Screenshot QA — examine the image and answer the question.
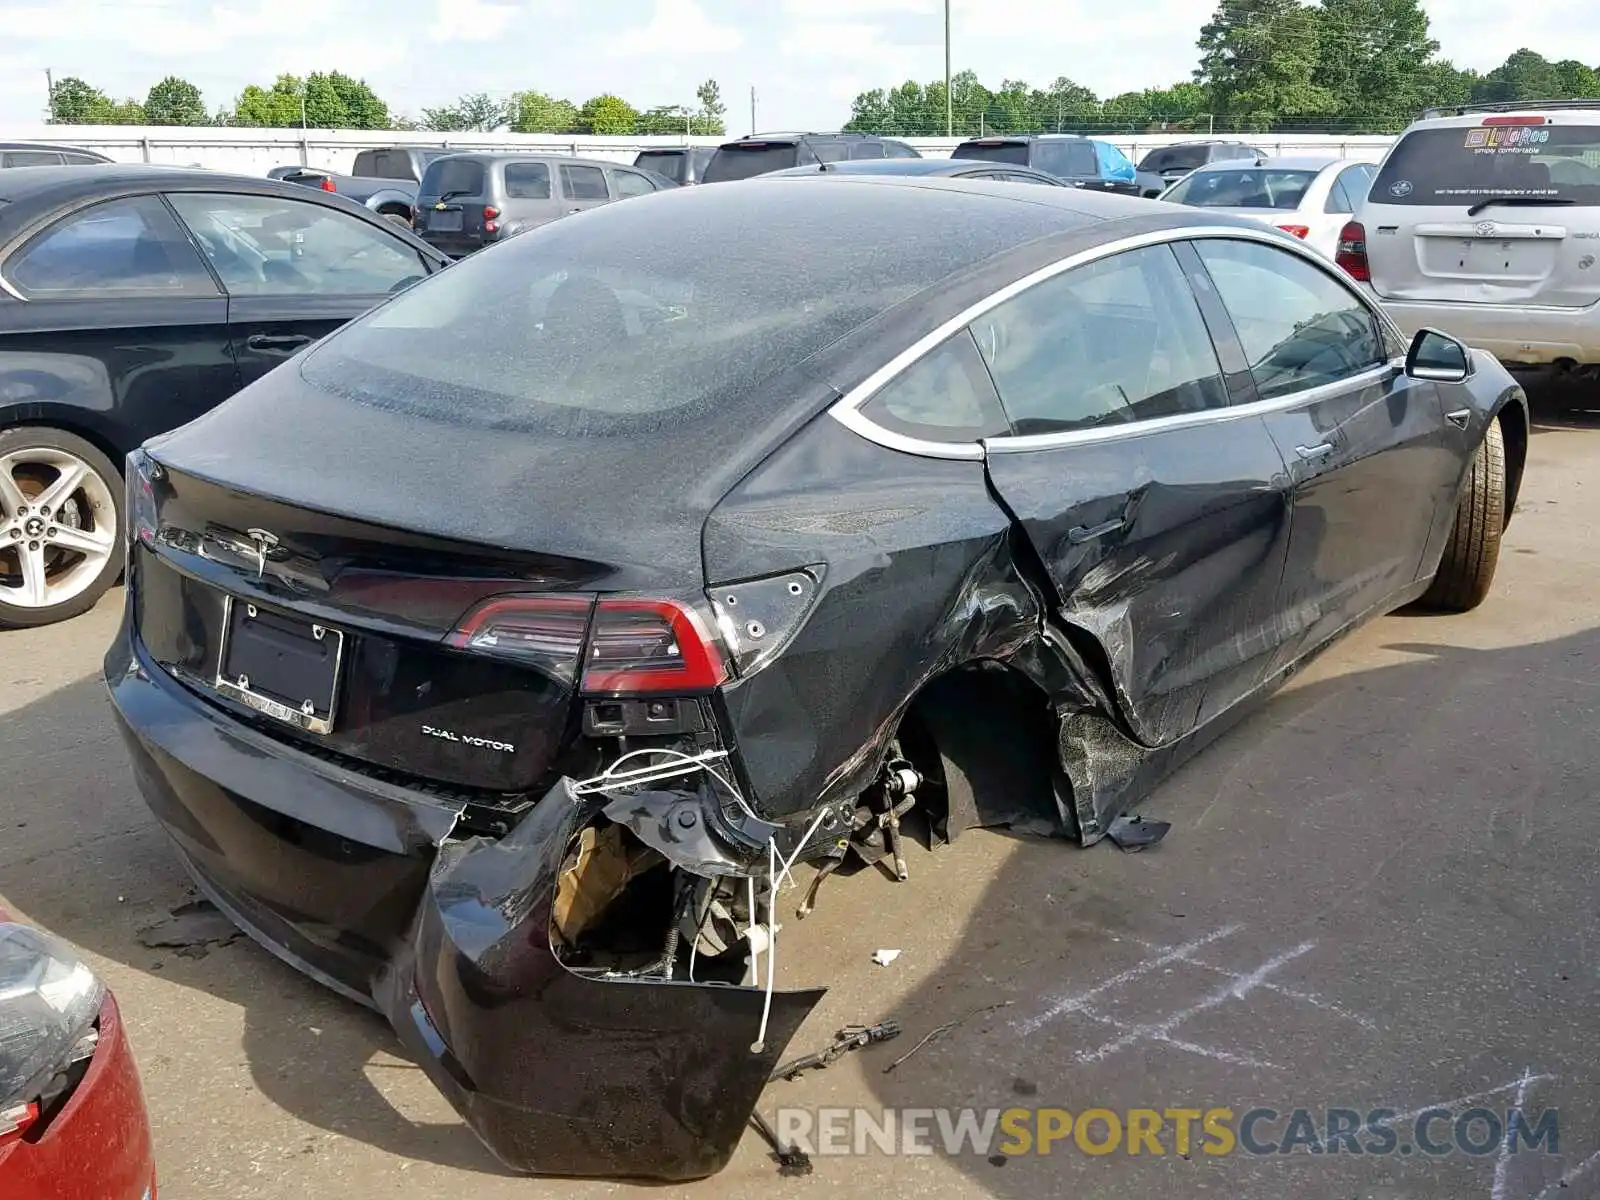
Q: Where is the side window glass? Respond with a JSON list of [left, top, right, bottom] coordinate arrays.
[[858, 329, 1011, 442], [612, 169, 656, 198], [1339, 165, 1373, 208], [973, 244, 1228, 436], [3, 151, 63, 167], [560, 164, 609, 201], [850, 141, 887, 160], [8, 195, 218, 298], [1194, 238, 1386, 401], [166, 193, 429, 297], [504, 162, 551, 199], [1324, 175, 1354, 213]]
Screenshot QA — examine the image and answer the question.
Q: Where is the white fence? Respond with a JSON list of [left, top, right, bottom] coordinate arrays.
[[4, 124, 1401, 175]]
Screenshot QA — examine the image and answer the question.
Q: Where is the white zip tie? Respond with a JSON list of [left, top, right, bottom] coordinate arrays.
[[751, 837, 779, 1054], [571, 746, 764, 825]]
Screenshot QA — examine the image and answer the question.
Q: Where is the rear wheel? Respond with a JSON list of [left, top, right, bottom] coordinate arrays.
[[381, 210, 412, 228], [1419, 417, 1505, 612], [0, 427, 124, 629]]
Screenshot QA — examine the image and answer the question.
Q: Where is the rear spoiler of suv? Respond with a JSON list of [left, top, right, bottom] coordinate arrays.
[[1420, 99, 1600, 119]]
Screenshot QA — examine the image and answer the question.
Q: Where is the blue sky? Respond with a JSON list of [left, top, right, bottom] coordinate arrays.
[[0, 0, 1591, 128]]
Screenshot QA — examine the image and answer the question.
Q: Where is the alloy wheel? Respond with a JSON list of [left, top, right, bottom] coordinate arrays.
[[0, 447, 119, 610]]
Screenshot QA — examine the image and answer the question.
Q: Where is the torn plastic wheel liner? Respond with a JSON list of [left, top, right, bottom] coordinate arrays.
[[374, 778, 826, 1182]]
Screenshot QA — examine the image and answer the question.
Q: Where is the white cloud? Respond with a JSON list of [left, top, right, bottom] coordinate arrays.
[[609, 0, 741, 57], [427, 0, 522, 42]]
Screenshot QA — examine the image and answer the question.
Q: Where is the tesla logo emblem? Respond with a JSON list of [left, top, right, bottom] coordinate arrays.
[[1475, 220, 1498, 237], [245, 528, 280, 579]]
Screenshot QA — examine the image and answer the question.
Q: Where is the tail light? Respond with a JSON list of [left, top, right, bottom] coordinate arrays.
[[483, 205, 500, 234], [1276, 224, 1310, 239], [1336, 220, 1370, 282], [125, 448, 159, 550], [319, 176, 336, 192], [0, 923, 105, 1148], [582, 599, 726, 693], [447, 595, 594, 685], [448, 595, 727, 693]]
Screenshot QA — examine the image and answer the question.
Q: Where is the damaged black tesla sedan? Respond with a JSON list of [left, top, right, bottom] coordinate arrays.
[[104, 176, 1528, 1179]]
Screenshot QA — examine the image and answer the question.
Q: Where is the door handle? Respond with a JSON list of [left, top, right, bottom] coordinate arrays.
[[1068, 518, 1127, 544], [1295, 442, 1335, 460], [245, 334, 313, 352]]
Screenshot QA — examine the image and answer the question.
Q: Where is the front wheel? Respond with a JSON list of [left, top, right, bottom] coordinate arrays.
[[1419, 417, 1505, 613], [0, 427, 124, 630]]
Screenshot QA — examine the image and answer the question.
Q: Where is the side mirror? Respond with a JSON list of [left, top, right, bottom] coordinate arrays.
[[1405, 328, 1472, 383]]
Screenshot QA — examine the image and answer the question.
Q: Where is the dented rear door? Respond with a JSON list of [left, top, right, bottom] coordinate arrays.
[[975, 242, 1292, 747]]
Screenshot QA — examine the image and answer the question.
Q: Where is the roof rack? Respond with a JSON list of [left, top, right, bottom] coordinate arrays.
[[1420, 98, 1600, 119]]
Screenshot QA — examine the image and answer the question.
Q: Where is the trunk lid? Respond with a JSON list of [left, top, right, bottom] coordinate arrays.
[[1366, 119, 1600, 307], [1366, 210, 1590, 305], [136, 365, 720, 796]]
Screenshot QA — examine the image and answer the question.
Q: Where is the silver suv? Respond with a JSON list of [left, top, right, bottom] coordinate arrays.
[[1340, 100, 1600, 373]]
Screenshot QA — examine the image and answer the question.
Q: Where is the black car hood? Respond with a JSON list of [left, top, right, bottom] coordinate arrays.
[[146, 357, 830, 592]]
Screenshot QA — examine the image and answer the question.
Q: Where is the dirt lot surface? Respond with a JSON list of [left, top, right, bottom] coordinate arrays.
[[4, 389, 1599, 1199]]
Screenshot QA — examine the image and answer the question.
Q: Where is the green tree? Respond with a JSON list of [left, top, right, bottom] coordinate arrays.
[[637, 104, 692, 135], [509, 90, 580, 133], [105, 99, 147, 125], [578, 94, 638, 135], [232, 75, 307, 126], [48, 77, 115, 124], [695, 78, 726, 134], [1308, 0, 1439, 130], [1474, 49, 1563, 105], [325, 72, 389, 129], [1195, 0, 1335, 129], [422, 92, 509, 132], [302, 72, 350, 128], [143, 76, 207, 125], [1553, 60, 1600, 99]]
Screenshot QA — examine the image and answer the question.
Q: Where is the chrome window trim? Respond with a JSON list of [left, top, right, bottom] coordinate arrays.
[[0, 273, 22, 301], [827, 222, 1406, 460], [985, 359, 1402, 453]]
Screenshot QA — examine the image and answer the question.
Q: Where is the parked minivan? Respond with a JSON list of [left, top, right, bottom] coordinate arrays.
[[700, 133, 921, 182], [633, 145, 717, 185], [1340, 100, 1600, 373], [412, 153, 675, 257]]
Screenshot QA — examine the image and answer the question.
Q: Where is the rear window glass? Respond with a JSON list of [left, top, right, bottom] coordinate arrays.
[[1138, 145, 1212, 173], [702, 143, 801, 182], [504, 162, 551, 199], [1163, 168, 1319, 209], [299, 183, 1071, 439], [421, 158, 485, 198], [1371, 124, 1600, 206], [1032, 141, 1098, 177], [954, 141, 1031, 167], [635, 150, 687, 182]]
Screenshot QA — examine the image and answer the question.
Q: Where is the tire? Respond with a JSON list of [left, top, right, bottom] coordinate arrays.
[[0, 427, 125, 630], [1419, 417, 1505, 613], [382, 211, 412, 227]]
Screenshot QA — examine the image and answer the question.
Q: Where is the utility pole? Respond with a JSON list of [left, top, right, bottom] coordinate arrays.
[[44, 68, 54, 123], [944, 0, 952, 137], [300, 86, 308, 130], [749, 85, 756, 136]]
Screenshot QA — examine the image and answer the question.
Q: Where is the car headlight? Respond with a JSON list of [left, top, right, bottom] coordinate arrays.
[[0, 923, 105, 1138]]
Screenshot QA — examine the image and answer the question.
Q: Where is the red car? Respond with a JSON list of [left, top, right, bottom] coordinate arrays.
[[0, 915, 156, 1199]]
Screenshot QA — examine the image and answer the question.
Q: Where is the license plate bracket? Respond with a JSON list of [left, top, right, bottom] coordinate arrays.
[[213, 595, 344, 734], [430, 209, 464, 232]]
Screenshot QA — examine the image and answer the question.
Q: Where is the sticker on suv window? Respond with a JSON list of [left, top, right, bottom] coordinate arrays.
[[1465, 126, 1550, 151]]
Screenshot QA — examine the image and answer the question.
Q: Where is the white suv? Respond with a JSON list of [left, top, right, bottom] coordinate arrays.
[[1337, 100, 1600, 372]]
